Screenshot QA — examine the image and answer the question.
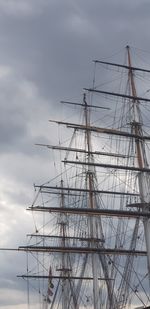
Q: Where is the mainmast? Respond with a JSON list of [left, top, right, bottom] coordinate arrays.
[[18, 46, 150, 308], [127, 45, 150, 275]]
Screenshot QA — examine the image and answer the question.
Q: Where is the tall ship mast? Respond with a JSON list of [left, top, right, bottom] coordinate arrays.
[[19, 46, 150, 308]]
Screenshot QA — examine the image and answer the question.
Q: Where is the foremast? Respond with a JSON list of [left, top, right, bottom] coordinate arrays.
[[84, 93, 101, 309], [84, 92, 118, 308], [18, 46, 150, 308], [60, 179, 69, 309]]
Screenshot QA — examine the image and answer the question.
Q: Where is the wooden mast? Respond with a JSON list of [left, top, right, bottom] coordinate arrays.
[[17, 46, 150, 308], [127, 45, 150, 276], [83, 93, 101, 309]]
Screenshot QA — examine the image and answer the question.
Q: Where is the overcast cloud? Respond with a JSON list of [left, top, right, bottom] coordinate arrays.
[[1, 0, 150, 308]]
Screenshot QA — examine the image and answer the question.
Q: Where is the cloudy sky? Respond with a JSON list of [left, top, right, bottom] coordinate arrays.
[[1, 0, 150, 308]]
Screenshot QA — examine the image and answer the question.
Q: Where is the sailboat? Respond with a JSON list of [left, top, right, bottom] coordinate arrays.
[[19, 45, 150, 308]]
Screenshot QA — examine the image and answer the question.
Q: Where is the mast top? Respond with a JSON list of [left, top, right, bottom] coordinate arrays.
[[93, 45, 150, 73], [92, 60, 150, 74]]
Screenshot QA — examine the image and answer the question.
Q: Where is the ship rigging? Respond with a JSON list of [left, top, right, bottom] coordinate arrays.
[[19, 46, 150, 308]]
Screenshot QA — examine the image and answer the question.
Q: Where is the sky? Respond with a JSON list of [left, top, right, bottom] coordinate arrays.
[[1, 0, 150, 308]]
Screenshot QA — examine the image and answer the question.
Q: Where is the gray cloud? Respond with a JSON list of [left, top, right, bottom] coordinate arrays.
[[0, 0, 150, 307]]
